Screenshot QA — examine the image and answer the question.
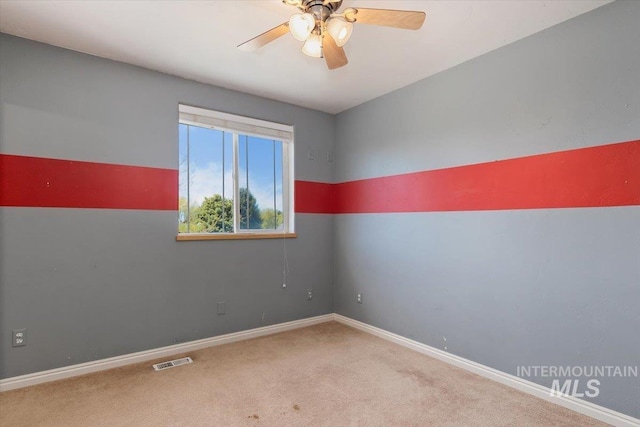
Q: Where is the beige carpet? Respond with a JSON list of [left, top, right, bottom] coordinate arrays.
[[0, 322, 606, 426]]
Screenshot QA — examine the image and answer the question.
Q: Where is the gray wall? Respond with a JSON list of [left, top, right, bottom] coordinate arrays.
[[1, 0, 639, 420], [0, 34, 334, 378], [334, 0, 639, 418]]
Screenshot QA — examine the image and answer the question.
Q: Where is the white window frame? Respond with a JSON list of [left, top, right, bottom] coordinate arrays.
[[178, 104, 295, 239]]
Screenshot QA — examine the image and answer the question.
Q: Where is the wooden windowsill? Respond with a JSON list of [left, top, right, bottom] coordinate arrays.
[[176, 232, 297, 241]]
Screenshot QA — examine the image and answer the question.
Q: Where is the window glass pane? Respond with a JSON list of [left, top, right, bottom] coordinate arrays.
[[223, 132, 234, 202], [238, 135, 284, 230], [178, 124, 189, 233], [187, 126, 232, 233], [274, 141, 284, 230]]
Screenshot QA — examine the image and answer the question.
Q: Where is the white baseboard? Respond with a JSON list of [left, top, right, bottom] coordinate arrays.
[[333, 314, 639, 427], [0, 314, 334, 392], [2, 313, 638, 427]]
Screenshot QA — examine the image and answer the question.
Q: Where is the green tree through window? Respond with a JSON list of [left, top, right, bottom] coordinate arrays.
[[239, 188, 262, 230], [179, 189, 283, 233], [196, 195, 233, 233]]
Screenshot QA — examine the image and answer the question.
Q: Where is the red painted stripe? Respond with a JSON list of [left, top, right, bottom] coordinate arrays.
[[0, 154, 178, 210], [295, 180, 335, 213], [334, 140, 640, 213], [2, 140, 638, 213]]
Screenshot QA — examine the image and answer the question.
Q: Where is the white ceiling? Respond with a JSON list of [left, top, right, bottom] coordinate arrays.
[[0, 0, 611, 114]]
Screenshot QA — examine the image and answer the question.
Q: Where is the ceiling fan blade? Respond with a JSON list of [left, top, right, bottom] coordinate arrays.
[[348, 8, 426, 30], [237, 22, 290, 52], [323, 33, 348, 70]]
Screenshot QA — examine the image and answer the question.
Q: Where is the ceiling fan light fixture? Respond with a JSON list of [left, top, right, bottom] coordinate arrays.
[[289, 13, 316, 41], [326, 16, 353, 47], [301, 33, 323, 58], [238, 2, 426, 70]]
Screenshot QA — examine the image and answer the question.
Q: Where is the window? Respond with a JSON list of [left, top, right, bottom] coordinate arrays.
[[177, 105, 295, 240]]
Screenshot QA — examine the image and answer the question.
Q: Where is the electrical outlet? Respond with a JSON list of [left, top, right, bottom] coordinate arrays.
[[12, 329, 26, 347], [357, 293, 363, 304], [307, 149, 315, 160], [217, 302, 225, 315], [327, 151, 334, 163], [307, 289, 313, 300]]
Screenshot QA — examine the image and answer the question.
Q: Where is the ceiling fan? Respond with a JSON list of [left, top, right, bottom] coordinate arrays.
[[237, 0, 426, 70]]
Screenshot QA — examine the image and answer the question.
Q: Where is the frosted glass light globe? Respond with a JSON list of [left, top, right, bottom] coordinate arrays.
[[289, 13, 315, 42], [302, 33, 322, 58], [327, 17, 353, 47]]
